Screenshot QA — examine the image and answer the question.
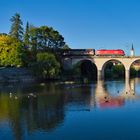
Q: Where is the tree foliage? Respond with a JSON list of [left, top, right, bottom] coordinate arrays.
[[24, 22, 30, 47], [29, 26, 65, 51], [30, 52, 60, 79], [62, 44, 70, 50], [130, 66, 140, 77], [105, 64, 125, 78], [9, 13, 23, 41], [0, 35, 23, 66], [112, 64, 125, 76]]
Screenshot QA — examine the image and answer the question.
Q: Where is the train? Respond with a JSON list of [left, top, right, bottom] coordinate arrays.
[[62, 49, 125, 56], [96, 49, 125, 56], [62, 49, 95, 56]]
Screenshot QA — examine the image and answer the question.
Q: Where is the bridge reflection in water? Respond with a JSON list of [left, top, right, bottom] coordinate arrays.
[[0, 79, 140, 139], [92, 78, 140, 109]]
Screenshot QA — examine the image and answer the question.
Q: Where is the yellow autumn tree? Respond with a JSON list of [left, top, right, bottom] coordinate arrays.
[[0, 35, 23, 67]]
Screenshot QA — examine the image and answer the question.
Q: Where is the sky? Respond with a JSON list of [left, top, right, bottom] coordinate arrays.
[[0, 0, 140, 55]]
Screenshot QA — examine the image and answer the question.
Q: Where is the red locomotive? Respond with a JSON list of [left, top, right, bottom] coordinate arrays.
[[96, 49, 125, 56]]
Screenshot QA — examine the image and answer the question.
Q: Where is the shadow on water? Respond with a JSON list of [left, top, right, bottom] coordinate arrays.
[[0, 78, 140, 140]]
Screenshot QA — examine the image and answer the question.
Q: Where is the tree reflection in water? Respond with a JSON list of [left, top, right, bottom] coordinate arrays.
[[0, 79, 139, 140], [0, 83, 65, 140]]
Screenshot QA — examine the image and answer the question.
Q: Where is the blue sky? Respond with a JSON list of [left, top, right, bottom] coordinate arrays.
[[0, 0, 140, 55]]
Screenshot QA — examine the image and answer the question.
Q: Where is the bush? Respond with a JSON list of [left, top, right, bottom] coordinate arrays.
[[30, 52, 60, 79]]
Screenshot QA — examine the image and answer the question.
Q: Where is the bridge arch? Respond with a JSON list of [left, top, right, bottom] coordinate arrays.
[[73, 59, 98, 81], [99, 59, 126, 80], [101, 59, 126, 71], [72, 58, 98, 70], [129, 59, 140, 69], [129, 59, 140, 77]]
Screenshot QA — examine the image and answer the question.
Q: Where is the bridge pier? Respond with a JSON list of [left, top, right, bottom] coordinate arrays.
[[125, 70, 130, 80], [97, 70, 104, 80], [124, 77, 130, 93], [123, 69, 131, 94]]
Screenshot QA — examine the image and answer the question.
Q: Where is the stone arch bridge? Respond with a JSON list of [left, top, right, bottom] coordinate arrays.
[[62, 56, 140, 80]]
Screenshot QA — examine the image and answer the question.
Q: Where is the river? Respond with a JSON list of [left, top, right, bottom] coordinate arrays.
[[0, 78, 140, 140]]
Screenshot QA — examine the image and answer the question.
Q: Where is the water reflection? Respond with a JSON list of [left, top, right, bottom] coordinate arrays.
[[94, 79, 138, 108], [95, 80, 125, 108], [0, 78, 140, 140]]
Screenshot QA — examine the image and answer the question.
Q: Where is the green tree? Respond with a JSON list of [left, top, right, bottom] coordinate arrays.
[[9, 13, 23, 41], [62, 44, 70, 50], [112, 64, 125, 77], [24, 22, 30, 47], [30, 52, 60, 79], [29, 25, 38, 59], [29, 26, 65, 51]]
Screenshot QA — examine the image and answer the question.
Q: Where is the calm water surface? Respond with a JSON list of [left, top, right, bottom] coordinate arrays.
[[0, 78, 140, 140]]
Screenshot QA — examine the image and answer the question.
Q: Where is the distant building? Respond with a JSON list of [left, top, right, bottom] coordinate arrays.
[[130, 44, 135, 57]]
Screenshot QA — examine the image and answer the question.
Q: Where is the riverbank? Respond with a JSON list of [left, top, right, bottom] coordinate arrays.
[[0, 67, 139, 84], [0, 67, 35, 83], [0, 67, 91, 84]]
